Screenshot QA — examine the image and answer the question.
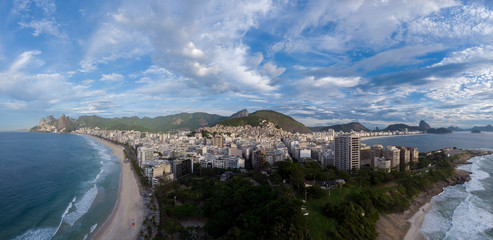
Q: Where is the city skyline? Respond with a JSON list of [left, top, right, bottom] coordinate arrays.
[[1, 0, 493, 130]]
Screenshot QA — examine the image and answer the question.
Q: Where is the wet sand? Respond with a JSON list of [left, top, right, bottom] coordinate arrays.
[[90, 136, 144, 240]]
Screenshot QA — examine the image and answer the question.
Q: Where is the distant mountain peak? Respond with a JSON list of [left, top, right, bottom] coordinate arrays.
[[230, 109, 249, 118], [419, 120, 431, 130], [309, 122, 369, 132]]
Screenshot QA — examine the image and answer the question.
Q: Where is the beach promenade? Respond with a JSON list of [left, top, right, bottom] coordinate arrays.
[[90, 136, 145, 240]]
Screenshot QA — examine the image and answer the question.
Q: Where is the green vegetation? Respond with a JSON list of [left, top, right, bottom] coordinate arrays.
[[383, 123, 420, 131], [426, 127, 452, 134], [76, 112, 225, 132], [216, 115, 268, 128], [310, 122, 370, 133], [217, 110, 312, 133], [151, 152, 459, 239], [153, 170, 308, 240]]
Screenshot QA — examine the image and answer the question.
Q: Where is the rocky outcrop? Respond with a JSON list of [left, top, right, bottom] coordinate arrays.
[[230, 109, 249, 118], [31, 114, 75, 133], [38, 115, 55, 125], [419, 120, 431, 131]]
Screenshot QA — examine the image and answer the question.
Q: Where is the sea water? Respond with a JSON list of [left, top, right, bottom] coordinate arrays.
[[0, 132, 121, 240], [363, 132, 493, 239]]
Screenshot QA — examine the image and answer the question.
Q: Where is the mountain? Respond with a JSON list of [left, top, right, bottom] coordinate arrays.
[[77, 113, 226, 132], [230, 109, 249, 118], [471, 125, 493, 132], [217, 110, 311, 133], [384, 124, 420, 131], [310, 122, 370, 132], [38, 115, 55, 125], [426, 127, 452, 134], [419, 120, 431, 131], [31, 114, 77, 133], [447, 126, 468, 131]]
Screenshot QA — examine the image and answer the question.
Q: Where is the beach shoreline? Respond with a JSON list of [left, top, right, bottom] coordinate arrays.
[[88, 136, 145, 240], [376, 169, 472, 240]]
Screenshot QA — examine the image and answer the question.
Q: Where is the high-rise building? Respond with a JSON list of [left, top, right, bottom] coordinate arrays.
[[384, 146, 400, 170], [213, 135, 224, 147], [370, 144, 384, 167], [334, 134, 360, 172], [397, 147, 411, 171]]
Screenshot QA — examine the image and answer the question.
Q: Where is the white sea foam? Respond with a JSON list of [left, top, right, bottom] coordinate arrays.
[[82, 234, 88, 240], [90, 223, 98, 233], [63, 184, 98, 226], [13, 227, 56, 240], [94, 168, 104, 182], [53, 196, 77, 235], [421, 154, 493, 239], [443, 194, 493, 239]]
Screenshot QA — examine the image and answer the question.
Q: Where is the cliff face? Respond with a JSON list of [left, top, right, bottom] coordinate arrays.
[[31, 114, 75, 133], [38, 115, 55, 125], [230, 109, 249, 118]]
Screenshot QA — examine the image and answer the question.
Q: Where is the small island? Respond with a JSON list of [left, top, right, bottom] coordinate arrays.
[[426, 127, 452, 134]]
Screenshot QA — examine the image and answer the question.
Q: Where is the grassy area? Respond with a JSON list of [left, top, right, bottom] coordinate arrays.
[[303, 187, 352, 239]]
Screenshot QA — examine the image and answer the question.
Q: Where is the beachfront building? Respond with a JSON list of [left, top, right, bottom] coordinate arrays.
[[143, 160, 173, 186], [138, 147, 154, 167]]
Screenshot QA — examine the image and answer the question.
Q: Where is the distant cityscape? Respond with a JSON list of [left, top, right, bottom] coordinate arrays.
[[74, 120, 421, 187]]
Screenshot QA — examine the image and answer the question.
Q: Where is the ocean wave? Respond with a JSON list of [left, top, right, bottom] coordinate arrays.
[[63, 184, 98, 226], [13, 227, 56, 240], [94, 168, 104, 182], [443, 193, 493, 239], [53, 196, 77, 235], [421, 153, 493, 239], [90, 223, 98, 233]]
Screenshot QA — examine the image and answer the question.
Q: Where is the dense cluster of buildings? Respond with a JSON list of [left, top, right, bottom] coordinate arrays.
[[75, 123, 420, 186]]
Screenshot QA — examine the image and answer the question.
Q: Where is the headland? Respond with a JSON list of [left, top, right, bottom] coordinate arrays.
[[376, 149, 491, 240]]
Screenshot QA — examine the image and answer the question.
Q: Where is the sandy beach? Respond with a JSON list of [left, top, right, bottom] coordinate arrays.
[[403, 202, 430, 240], [90, 136, 145, 240], [376, 169, 471, 240]]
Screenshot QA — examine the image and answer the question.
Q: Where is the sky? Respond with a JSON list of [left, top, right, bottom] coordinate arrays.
[[1, 0, 493, 130]]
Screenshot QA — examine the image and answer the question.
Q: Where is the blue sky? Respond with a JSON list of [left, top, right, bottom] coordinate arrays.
[[1, 0, 493, 130]]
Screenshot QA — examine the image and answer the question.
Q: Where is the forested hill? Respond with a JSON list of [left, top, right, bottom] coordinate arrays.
[[76, 113, 226, 132], [217, 110, 312, 134], [310, 122, 370, 132], [383, 124, 420, 131]]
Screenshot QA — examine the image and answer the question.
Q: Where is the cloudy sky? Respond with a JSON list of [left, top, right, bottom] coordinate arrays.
[[1, 0, 493, 130]]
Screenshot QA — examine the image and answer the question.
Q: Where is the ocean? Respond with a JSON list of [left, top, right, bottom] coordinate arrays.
[[0, 132, 121, 240], [363, 132, 493, 239]]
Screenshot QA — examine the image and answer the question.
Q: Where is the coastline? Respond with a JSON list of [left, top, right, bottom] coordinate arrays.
[[376, 169, 472, 240], [89, 136, 145, 240]]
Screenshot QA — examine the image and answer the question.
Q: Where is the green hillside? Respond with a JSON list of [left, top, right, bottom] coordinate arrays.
[[311, 122, 369, 132], [383, 124, 420, 131], [217, 110, 312, 133], [77, 113, 225, 132]]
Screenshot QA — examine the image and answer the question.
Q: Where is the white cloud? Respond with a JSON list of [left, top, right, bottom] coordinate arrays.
[[100, 73, 124, 82], [432, 45, 493, 67], [0, 51, 105, 110], [9, 50, 43, 72], [273, 0, 460, 53], [302, 76, 361, 88], [261, 62, 285, 78], [19, 19, 64, 38], [82, 0, 277, 94], [14, 0, 65, 38]]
